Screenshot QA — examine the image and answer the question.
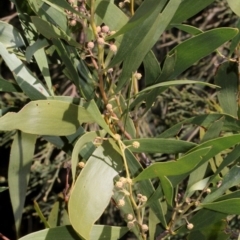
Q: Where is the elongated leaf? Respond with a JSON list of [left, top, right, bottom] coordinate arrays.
[[0, 21, 25, 48], [203, 165, 240, 203], [168, 28, 239, 79], [160, 176, 173, 206], [212, 144, 240, 179], [159, 113, 240, 138], [169, 0, 214, 25], [48, 201, 60, 227], [27, 0, 68, 32], [123, 138, 196, 154], [8, 132, 37, 236], [34, 200, 50, 228], [114, 0, 181, 92], [171, 24, 203, 35], [135, 80, 218, 96], [177, 209, 227, 239], [84, 100, 115, 137], [109, 0, 166, 67], [186, 177, 210, 198], [134, 147, 211, 182], [0, 42, 49, 98], [31, 17, 82, 49], [0, 187, 8, 193], [0, 100, 94, 135], [19, 225, 128, 240], [143, 50, 161, 86], [69, 142, 123, 240], [201, 198, 240, 214], [30, 39, 54, 95], [227, 0, 240, 17], [201, 117, 225, 143], [0, 77, 22, 92], [44, 0, 85, 20], [215, 61, 238, 118], [71, 131, 105, 182], [125, 148, 167, 228], [95, 1, 128, 31]]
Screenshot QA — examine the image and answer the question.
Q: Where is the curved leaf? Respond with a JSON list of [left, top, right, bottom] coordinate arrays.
[[0, 21, 25, 48], [227, 0, 240, 17], [0, 100, 94, 136], [123, 138, 197, 154], [114, 0, 182, 92], [134, 147, 211, 182], [8, 132, 37, 236], [71, 131, 105, 182], [169, 28, 239, 79], [69, 142, 123, 240], [0, 42, 49, 99], [201, 198, 240, 215], [215, 61, 238, 118], [19, 225, 128, 240]]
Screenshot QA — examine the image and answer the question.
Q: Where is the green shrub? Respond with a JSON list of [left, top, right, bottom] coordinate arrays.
[[0, 0, 240, 239]]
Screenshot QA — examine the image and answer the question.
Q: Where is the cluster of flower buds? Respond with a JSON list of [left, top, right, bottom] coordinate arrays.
[[118, 0, 130, 8], [66, 0, 88, 26], [87, 24, 117, 53]]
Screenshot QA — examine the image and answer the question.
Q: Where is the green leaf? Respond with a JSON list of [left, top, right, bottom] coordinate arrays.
[[19, 225, 128, 240], [159, 113, 240, 138], [169, 28, 239, 79], [34, 200, 50, 228], [143, 50, 161, 86], [160, 176, 173, 207], [203, 165, 240, 203], [125, 149, 167, 228], [8, 131, 37, 236], [169, 0, 214, 25], [114, 0, 182, 92], [0, 42, 49, 99], [95, 1, 128, 32], [215, 61, 239, 118], [19, 226, 80, 240], [69, 142, 123, 240], [84, 100, 115, 137], [201, 198, 240, 215], [27, 0, 68, 32], [201, 117, 225, 143], [48, 201, 60, 227], [0, 21, 25, 48], [171, 24, 203, 35], [134, 147, 211, 182], [212, 144, 240, 179], [0, 100, 94, 136], [25, 38, 54, 95], [123, 138, 196, 154], [229, 19, 240, 55], [0, 77, 22, 92], [149, 209, 160, 240], [177, 209, 227, 239], [227, 0, 240, 17], [71, 131, 105, 182], [0, 186, 8, 193], [108, 0, 166, 67], [135, 80, 219, 96], [186, 177, 210, 198], [31, 16, 82, 49]]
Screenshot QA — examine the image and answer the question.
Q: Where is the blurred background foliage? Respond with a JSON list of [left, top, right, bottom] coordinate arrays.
[[0, 0, 239, 239]]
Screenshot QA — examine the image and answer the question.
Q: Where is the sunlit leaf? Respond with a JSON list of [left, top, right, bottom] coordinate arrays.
[[69, 142, 123, 240], [0, 21, 25, 48], [124, 138, 196, 154], [8, 131, 37, 236], [0, 100, 94, 136]]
